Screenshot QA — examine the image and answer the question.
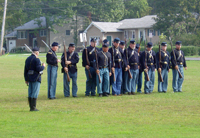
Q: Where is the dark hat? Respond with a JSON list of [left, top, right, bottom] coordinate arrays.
[[136, 44, 140, 49], [102, 43, 109, 48], [120, 41, 125, 45], [90, 38, 96, 42], [161, 42, 167, 46], [32, 47, 39, 51], [147, 42, 153, 48], [52, 42, 59, 47], [130, 40, 135, 44], [103, 39, 108, 44], [175, 41, 182, 45], [69, 43, 75, 47], [114, 38, 120, 43]]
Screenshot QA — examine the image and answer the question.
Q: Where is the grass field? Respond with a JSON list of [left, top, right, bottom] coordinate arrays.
[[0, 53, 200, 138]]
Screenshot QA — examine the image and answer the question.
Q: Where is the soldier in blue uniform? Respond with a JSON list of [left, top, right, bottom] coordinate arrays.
[[61, 43, 79, 97], [156, 42, 170, 93], [24, 47, 45, 111], [82, 38, 99, 96], [171, 41, 187, 92], [135, 44, 143, 93], [119, 41, 126, 94], [46, 42, 61, 99], [94, 44, 112, 97], [140, 42, 156, 94], [124, 40, 139, 95], [108, 38, 126, 96]]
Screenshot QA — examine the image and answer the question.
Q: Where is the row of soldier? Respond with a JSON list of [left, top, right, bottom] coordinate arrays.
[[24, 38, 187, 111]]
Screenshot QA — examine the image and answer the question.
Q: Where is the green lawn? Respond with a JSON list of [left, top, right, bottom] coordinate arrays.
[[0, 54, 200, 138]]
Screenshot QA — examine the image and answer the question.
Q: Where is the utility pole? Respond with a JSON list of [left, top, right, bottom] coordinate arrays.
[[0, 0, 8, 56]]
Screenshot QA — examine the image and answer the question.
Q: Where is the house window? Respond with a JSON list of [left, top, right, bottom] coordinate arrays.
[[132, 30, 135, 39], [124, 30, 128, 38], [157, 30, 161, 36], [40, 30, 46, 37], [149, 29, 155, 36], [17, 31, 26, 39], [66, 30, 70, 35]]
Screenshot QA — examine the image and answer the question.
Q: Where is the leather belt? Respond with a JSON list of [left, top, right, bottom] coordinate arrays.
[[99, 66, 108, 69], [130, 63, 138, 65], [147, 63, 154, 65]]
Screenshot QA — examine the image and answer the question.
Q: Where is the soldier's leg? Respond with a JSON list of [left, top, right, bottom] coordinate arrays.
[[71, 72, 78, 97], [47, 65, 53, 99], [85, 68, 92, 96], [90, 67, 97, 96], [150, 69, 155, 93], [162, 68, 168, 92], [172, 69, 178, 92], [63, 72, 70, 97], [144, 71, 150, 94], [178, 65, 184, 92], [51, 66, 58, 98], [124, 71, 130, 94], [103, 68, 110, 94], [116, 68, 122, 95], [96, 69, 103, 95], [137, 71, 142, 93], [30, 82, 40, 111], [131, 69, 139, 93], [158, 70, 162, 92], [28, 82, 32, 109], [112, 68, 118, 95]]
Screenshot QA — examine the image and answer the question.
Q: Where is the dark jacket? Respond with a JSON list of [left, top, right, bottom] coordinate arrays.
[[170, 49, 187, 68], [24, 54, 45, 83], [46, 49, 58, 66], [61, 51, 79, 74], [124, 47, 139, 70], [156, 50, 170, 70], [82, 45, 100, 67], [140, 50, 156, 71]]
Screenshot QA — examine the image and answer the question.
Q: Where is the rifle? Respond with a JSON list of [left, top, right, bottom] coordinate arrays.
[[112, 43, 116, 82], [63, 40, 70, 82], [158, 42, 164, 82], [94, 38, 101, 83], [83, 34, 92, 78], [169, 37, 183, 78], [144, 43, 150, 81], [138, 37, 143, 53], [42, 40, 58, 59], [125, 38, 132, 79]]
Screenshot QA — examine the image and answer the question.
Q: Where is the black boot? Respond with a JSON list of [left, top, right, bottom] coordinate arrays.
[[28, 97, 31, 110], [30, 98, 39, 111]]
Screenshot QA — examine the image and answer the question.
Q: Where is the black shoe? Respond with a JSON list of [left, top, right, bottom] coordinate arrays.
[[73, 96, 77, 98], [28, 97, 31, 109], [91, 95, 96, 96], [128, 92, 131, 95], [30, 98, 39, 111], [103, 92, 108, 97], [53, 97, 56, 99], [49, 98, 55, 100], [131, 92, 136, 95], [163, 91, 166, 93], [99, 94, 103, 97]]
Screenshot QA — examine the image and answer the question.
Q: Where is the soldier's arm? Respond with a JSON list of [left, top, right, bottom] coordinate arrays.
[[155, 52, 160, 69], [70, 53, 79, 64], [24, 61, 28, 82], [170, 51, 176, 67], [35, 58, 45, 72], [82, 49, 87, 67], [61, 53, 65, 68], [122, 49, 127, 67], [46, 53, 57, 65], [182, 51, 187, 67]]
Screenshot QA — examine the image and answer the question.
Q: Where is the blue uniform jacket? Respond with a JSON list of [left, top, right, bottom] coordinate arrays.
[[82, 46, 100, 68], [170, 49, 187, 69], [140, 50, 156, 71], [156, 50, 170, 70], [46, 49, 58, 66], [108, 46, 126, 68], [61, 51, 79, 74], [124, 47, 139, 70], [24, 54, 45, 83]]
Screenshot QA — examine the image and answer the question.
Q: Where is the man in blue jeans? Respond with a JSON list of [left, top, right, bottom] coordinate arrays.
[[171, 41, 187, 92], [46, 42, 60, 99], [24, 47, 45, 111], [108, 38, 126, 96], [61, 43, 79, 97], [82, 38, 99, 96]]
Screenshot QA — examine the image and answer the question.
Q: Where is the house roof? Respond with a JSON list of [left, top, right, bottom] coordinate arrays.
[[84, 22, 123, 33], [14, 17, 46, 31], [5, 31, 17, 38], [118, 15, 157, 29]]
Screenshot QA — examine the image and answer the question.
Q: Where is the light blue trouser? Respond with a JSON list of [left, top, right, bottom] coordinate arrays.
[[47, 65, 58, 98], [172, 65, 184, 92], [158, 68, 168, 92], [85, 67, 96, 96], [28, 82, 40, 98], [144, 68, 155, 93], [63, 72, 78, 97], [124, 69, 139, 93], [96, 68, 110, 94], [137, 71, 143, 93], [112, 68, 122, 95]]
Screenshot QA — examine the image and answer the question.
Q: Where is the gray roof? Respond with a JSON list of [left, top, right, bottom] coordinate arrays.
[[14, 17, 46, 30], [118, 15, 157, 29], [84, 22, 123, 33], [5, 31, 17, 38]]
